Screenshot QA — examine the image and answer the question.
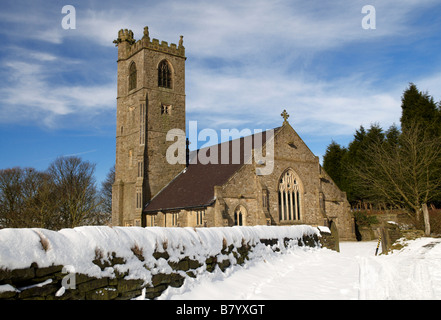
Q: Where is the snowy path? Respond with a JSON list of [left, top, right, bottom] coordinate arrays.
[[157, 238, 441, 300], [358, 238, 441, 299]]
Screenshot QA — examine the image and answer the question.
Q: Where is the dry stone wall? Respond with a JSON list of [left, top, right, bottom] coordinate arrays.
[[0, 225, 334, 300]]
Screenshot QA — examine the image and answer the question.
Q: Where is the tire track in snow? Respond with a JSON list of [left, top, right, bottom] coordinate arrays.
[[358, 239, 441, 299], [158, 239, 441, 300]]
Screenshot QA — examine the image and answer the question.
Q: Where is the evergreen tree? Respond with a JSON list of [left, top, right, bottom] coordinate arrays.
[[385, 124, 400, 147], [343, 124, 385, 204], [350, 121, 441, 233], [323, 141, 347, 189], [322, 83, 441, 231], [400, 83, 440, 136]]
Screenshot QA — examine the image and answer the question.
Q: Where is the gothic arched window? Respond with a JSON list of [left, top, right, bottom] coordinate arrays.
[[234, 205, 247, 226], [278, 170, 302, 221], [129, 62, 137, 91], [158, 60, 172, 88]]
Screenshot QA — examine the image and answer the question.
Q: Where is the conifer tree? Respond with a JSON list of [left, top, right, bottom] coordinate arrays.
[[323, 83, 441, 232], [350, 122, 441, 234], [323, 141, 347, 190], [343, 124, 385, 204], [400, 83, 440, 136]]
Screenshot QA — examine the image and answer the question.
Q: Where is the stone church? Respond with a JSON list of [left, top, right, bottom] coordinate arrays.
[[111, 27, 356, 240]]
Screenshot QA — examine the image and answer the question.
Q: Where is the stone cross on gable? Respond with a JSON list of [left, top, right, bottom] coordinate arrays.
[[281, 109, 289, 125]]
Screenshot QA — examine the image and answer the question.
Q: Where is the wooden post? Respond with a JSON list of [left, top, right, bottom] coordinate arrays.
[[422, 203, 431, 236], [380, 227, 390, 255], [375, 236, 381, 256], [329, 221, 340, 252]]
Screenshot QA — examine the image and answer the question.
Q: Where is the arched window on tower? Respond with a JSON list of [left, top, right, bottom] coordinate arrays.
[[158, 60, 172, 88], [278, 170, 302, 221], [129, 62, 137, 91]]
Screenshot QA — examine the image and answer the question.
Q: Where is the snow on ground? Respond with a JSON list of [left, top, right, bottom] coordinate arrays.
[[359, 237, 441, 299], [156, 238, 441, 300], [2, 226, 440, 300]]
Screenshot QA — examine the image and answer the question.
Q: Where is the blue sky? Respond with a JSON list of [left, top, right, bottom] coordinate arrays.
[[0, 0, 440, 186]]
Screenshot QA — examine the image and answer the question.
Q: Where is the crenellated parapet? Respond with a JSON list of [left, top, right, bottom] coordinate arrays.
[[114, 26, 185, 60], [113, 28, 136, 45]]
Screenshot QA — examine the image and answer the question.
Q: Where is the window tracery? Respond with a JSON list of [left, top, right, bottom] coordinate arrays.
[[158, 60, 172, 88], [234, 205, 247, 226], [278, 170, 302, 221]]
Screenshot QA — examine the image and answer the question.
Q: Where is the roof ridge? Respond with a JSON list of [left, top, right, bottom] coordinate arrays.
[[194, 126, 281, 153]]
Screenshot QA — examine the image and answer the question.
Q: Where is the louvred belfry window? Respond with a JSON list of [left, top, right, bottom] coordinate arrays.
[[129, 62, 137, 91], [158, 60, 172, 88]]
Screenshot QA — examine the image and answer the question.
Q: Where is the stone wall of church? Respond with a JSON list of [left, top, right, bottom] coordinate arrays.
[[319, 168, 355, 240], [209, 124, 355, 241], [266, 125, 323, 226], [218, 164, 265, 226], [142, 46, 186, 200], [113, 28, 186, 226], [216, 125, 325, 228]]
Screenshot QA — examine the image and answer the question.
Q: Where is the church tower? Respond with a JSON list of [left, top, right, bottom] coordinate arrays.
[[112, 27, 186, 226]]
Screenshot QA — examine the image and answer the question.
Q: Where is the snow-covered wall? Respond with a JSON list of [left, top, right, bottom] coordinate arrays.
[[0, 225, 323, 300]]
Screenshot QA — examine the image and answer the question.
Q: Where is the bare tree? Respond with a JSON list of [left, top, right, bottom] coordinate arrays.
[[0, 167, 25, 228], [27, 171, 60, 229], [0, 167, 58, 228], [350, 122, 441, 234], [47, 156, 100, 228], [96, 165, 114, 225]]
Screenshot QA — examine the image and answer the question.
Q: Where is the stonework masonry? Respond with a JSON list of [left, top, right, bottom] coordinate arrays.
[[0, 226, 335, 300], [112, 27, 186, 227], [112, 26, 356, 241]]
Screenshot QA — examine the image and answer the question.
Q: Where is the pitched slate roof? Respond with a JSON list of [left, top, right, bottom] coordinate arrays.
[[143, 127, 280, 213]]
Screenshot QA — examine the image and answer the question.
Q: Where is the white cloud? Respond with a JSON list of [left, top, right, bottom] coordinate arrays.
[[1, 0, 437, 49], [0, 0, 439, 135], [415, 72, 441, 103], [33, 28, 65, 45], [0, 58, 115, 128], [58, 0, 437, 57], [185, 63, 404, 137], [28, 51, 58, 62]]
